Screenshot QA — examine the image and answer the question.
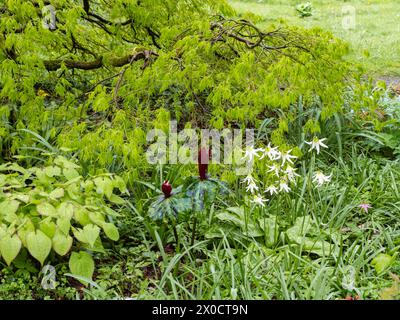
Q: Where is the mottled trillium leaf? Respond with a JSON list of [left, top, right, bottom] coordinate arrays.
[[148, 196, 191, 220], [0, 234, 22, 265]]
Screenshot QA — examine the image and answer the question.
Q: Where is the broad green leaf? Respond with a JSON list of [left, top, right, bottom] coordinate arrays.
[[108, 194, 125, 204], [69, 251, 95, 284], [57, 202, 74, 219], [44, 166, 61, 177], [103, 223, 119, 241], [49, 188, 64, 199], [0, 199, 20, 223], [52, 230, 73, 256], [26, 230, 52, 265], [94, 177, 113, 199], [74, 207, 91, 226], [88, 211, 105, 226], [39, 219, 57, 238], [37, 202, 57, 217], [286, 216, 334, 256], [0, 234, 22, 265], [56, 216, 71, 235], [63, 167, 80, 180], [73, 224, 100, 247], [17, 218, 35, 247], [371, 253, 394, 273]]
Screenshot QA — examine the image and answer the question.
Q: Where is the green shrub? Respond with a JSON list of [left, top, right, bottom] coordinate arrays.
[[0, 156, 127, 280]]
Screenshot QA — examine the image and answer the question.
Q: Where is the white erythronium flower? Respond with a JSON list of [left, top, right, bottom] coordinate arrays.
[[241, 146, 263, 163], [251, 194, 269, 207], [246, 181, 259, 194], [261, 143, 281, 161], [242, 174, 256, 186], [312, 171, 332, 187], [279, 180, 291, 193], [285, 165, 300, 182], [265, 185, 278, 196], [267, 163, 280, 177], [280, 149, 297, 166], [305, 137, 328, 155]]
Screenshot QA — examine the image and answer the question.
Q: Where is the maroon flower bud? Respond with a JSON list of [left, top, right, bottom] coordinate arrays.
[[162, 180, 172, 198], [198, 147, 210, 180]]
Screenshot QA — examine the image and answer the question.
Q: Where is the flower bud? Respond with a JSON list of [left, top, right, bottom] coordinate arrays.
[[198, 147, 210, 180], [161, 180, 172, 198]]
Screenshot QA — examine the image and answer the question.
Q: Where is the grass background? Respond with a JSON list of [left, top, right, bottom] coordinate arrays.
[[229, 0, 400, 79]]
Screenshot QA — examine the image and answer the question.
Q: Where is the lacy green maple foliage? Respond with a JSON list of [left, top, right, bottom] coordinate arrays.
[[0, 0, 379, 178]]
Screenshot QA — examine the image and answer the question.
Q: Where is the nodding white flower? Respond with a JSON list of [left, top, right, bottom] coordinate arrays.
[[261, 143, 281, 161], [265, 185, 278, 196], [285, 165, 300, 181], [251, 194, 268, 207], [305, 137, 328, 155], [279, 180, 291, 193], [242, 146, 263, 163], [246, 181, 259, 194], [312, 171, 332, 187], [280, 150, 297, 166], [267, 163, 280, 177], [242, 174, 256, 186]]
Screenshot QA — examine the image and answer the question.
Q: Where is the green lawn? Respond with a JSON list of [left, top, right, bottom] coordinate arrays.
[[229, 0, 400, 78]]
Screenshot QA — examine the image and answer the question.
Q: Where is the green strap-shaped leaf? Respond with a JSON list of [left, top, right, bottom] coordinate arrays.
[[26, 230, 52, 265], [0, 234, 22, 265]]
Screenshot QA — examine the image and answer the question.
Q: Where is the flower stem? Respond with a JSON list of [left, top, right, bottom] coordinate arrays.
[[191, 216, 197, 246]]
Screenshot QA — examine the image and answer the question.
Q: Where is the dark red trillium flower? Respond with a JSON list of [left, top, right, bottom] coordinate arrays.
[[161, 180, 172, 198], [198, 146, 211, 180]]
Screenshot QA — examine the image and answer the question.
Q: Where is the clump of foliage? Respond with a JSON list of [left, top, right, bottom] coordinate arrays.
[[295, 2, 313, 18], [0, 156, 126, 280], [0, 0, 381, 181]]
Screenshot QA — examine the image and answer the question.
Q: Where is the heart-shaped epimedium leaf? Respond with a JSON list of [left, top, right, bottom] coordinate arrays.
[[17, 218, 35, 247], [0, 199, 20, 223], [44, 166, 61, 177], [37, 202, 57, 217], [0, 234, 22, 265], [108, 194, 125, 204], [49, 188, 64, 199], [103, 223, 119, 241], [88, 211, 105, 226], [74, 207, 91, 226], [56, 216, 71, 235], [93, 177, 114, 199], [39, 218, 57, 238], [63, 167, 80, 180], [73, 224, 100, 248], [57, 202, 74, 220], [26, 230, 52, 265], [52, 230, 73, 256], [69, 251, 95, 284]]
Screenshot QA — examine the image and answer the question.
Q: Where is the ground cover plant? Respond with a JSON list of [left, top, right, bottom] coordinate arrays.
[[0, 0, 399, 300]]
